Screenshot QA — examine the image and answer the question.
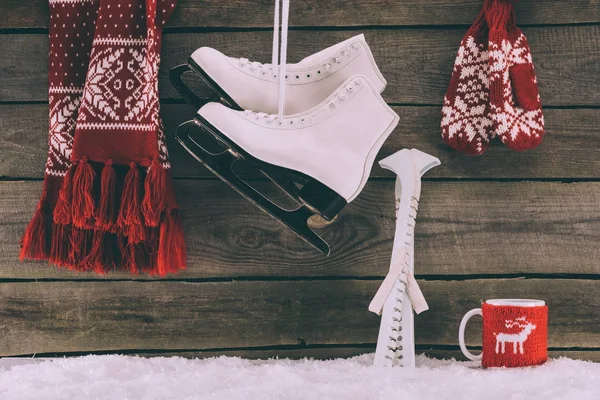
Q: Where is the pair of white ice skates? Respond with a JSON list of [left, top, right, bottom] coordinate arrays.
[[171, 30, 398, 254]]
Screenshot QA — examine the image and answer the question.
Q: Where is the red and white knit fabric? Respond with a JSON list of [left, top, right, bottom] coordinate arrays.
[[21, 0, 186, 276], [487, 0, 544, 151], [441, 2, 493, 155], [482, 302, 548, 368], [442, 0, 544, 154], [20, 0, 100, 262]]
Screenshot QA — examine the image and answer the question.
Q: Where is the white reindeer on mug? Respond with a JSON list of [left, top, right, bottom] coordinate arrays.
[[494, 317, 537, 355]]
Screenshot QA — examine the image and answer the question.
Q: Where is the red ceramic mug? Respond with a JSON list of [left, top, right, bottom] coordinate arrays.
[[458, 299, 548, 367]]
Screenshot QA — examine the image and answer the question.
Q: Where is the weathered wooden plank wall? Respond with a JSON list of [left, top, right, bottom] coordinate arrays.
[[2, 105, 599, 179], [0, 0, 599, 361], [2, 181, 600, 278], [4, 27, 600, 104]]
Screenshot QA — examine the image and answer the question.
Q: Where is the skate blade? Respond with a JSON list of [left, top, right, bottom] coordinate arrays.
[[179, 119, 304, 207], [189, 116, 346, 222], [175, 120, 331, 255], [169, 60, 242, 111]]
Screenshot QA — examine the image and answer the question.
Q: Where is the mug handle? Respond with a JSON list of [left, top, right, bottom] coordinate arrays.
[[459, 308, 483, 361]]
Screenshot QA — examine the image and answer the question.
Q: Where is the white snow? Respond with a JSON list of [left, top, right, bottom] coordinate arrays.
[[0, 354, 598, 400]]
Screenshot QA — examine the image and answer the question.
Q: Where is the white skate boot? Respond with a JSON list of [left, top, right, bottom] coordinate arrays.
[[369, 149, 440, 367], [170, 3, 386, 113], [176, 75, 399, 254]]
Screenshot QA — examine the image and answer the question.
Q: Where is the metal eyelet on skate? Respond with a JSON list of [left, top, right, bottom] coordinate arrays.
[[354, 78, 362, 85], [338, 94, 346, 101], [346, 86, 353, 93], [289, 120, 294, 125], [342, 50, 350, 56], [306, 73, 311, 78], [295, 75, 301, 80], [324, 63, 332, 71], [329, 102, 336, 109], [316, 70, 322, 75], [333, 57, 342, 64], [352, 43, 360, 50]]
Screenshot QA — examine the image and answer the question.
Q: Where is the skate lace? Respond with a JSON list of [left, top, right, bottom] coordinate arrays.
[[244, 110, 280, 123], [238, 58, 275, 73], [241, 1, 289, 120], [384, 195, 425, 365]]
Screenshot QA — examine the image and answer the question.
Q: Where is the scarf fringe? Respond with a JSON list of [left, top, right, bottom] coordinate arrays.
[[142, 158, 166, 227], [118, 162, 146, 242], [71, 156, 96, 229], [49, 223, 71, 267], [20, 201, 49, 260], [54, 166, 76, 225], [97, 159, 117, 231], [158, 209, 187, 276], [40, 158, 186, 275]]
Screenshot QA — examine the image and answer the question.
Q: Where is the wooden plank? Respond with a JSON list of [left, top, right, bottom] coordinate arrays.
[[2, 104, 599, 180], [0, 279, 597, 356], [3, 349, 598, 364], [1, 0, 599, 29], [419, 349, 600, 363], [2, 26, 599, 105], [1, 181, 600, 279]]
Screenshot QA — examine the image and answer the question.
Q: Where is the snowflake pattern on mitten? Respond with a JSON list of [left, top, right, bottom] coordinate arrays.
[[488, 2, 545, 151], [441, 5, 493, 155]]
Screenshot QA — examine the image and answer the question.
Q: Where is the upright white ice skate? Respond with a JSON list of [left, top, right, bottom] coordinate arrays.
[[177, 75, 398, 254], [369, 149, 440, 367], [170, 25, 386, 112]]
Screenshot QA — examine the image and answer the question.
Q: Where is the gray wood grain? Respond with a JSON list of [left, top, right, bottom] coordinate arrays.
[[1, 104, 598, 180], [2, 180, 599, 278], [1, 0, 598, 29], [0, 279, 597, 356], [3, 349, 597, 365], [1, 26, 599, 105]]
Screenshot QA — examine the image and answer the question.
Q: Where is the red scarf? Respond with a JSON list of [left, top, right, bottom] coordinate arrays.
[[21, 0, 186, 276]]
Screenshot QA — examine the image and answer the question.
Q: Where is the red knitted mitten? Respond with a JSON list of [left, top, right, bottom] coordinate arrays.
[[20, 0, 100, 262], [441, 2, 493, 155], [487, 0, 544, 151]]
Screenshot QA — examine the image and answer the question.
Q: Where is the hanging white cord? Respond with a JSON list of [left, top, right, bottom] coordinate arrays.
[[272, 0, 280, 68], [277, 0, 290, 120]]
